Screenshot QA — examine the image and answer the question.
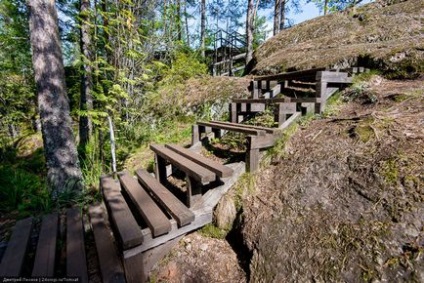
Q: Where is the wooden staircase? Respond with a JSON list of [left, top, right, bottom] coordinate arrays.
[[0, 67, 366, 283], [99, 144, 244, 282], [211, 29, 247, 76], [97, 67, 363, 282]]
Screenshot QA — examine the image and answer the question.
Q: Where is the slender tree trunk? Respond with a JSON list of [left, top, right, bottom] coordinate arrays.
[[273, 0, 280, 35], [28, 0, 83, 197], [184, 0, 190, 46], [245, 0, 255, 67], [79, 0, 94, 148], [324, 0, 329, 15], [279, 0, 285, 31], [176, 0, 182, 41], [200, 0, 206, 58]]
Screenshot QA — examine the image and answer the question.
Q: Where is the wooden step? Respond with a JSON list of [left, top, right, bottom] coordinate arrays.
[[208, 121, 276, 134], [118, 171, 172, 237], [66, 208, 88, 283], [101, 176, 144, 249], [150, 144, 216, 185], [253, 67, 326, 82], [0, 217, 33, 276], [32, 213, 58, 277], [89, 205, 126, 283], [165, 144, 234, 178], [197, 121, 266, 136], [135, 169, 195, 227]]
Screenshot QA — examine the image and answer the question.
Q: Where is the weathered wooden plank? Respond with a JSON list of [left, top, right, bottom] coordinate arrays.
[[233, 98, 317, 104], [135, 169, 195, 227], [230, 103, 237, 123], [123, 252, 146, 283], [66, 208, 88, 283], [0, 217, 33, 276], [118, 171, 171, 237], [253, 67, 326, 82], [32, 213, 58, 277], [193, 162, 246, 211], [197, 121, 266, 136], [124, 209, 213, 256], [88, 205, 126, 283], [150, 144, 216, 184], [101, 176, 143, 249], [278, 112, 302, 130], [165, 144, 234, 177], [191, 125, 200, 145], [210, 120, 276, 134]]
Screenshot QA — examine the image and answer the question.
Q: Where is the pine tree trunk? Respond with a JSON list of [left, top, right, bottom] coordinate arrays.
[[184, 0, 190, 46], [245, 0, 255, 67], [200, 0, 206, 58], [176, 0, 182, 41], [279, 0, 286, 31], [79, 0, 94, 148], [28, 0, 83, 198], [273, 0, 280, 35]]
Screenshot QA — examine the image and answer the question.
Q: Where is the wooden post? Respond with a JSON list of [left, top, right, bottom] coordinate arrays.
[[154, 155, 167, 185], [212, 128, 222, 139], [246, 136, 260, 172], [230, 103, 237, 123], [274, 103, 285, 126], [191, 125, 199, 146], [124, 253, 146, 283], [186, 176, 202, 207], [252, 81, 259, 99]]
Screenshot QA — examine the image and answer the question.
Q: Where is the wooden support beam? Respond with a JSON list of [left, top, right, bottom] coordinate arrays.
[[154, 154, 168, 185], [165, 144, 234, 178], [253, 67, 326, 82], [123, 252, 146, 283], [210, 120, 276, 134], [230, 103, 237, 123], [191, 125, 199, 146], [197, 121, 266, 136]]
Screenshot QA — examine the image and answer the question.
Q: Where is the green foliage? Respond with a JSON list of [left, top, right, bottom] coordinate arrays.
[[0, 165, 51, 216], [159, 51, 208, 86]]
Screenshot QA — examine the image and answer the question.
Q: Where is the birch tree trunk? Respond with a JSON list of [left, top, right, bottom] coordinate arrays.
[[79, 0, 93, 147], [28, 0, 83, 197]]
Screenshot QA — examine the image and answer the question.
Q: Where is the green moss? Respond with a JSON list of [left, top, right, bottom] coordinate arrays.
[[381, 159, 399, 185], [356, 124, 375, 143], [199, 223, 228, 239]]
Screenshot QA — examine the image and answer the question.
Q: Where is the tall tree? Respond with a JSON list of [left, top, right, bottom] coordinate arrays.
[[200, 0, 206, 58], [245, 0, 255, 66], [28, 0, 83, 197], [79, 0, 93, 148]]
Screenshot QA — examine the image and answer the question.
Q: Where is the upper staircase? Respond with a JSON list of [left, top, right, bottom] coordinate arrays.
[[211, 29, 247, 76]]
